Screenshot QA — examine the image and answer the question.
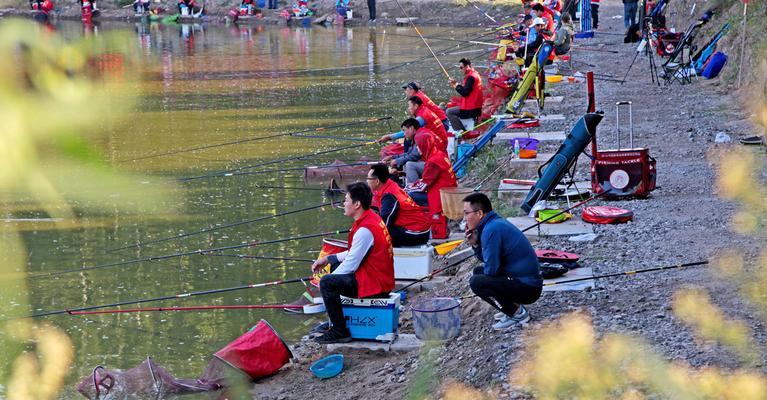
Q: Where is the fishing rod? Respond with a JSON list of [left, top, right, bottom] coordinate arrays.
[[67, 304, 305, 316], [205, 253, 315, 263], [119, 117, 391, 163], [107, 201, 336, 253], [13, 275, 314, 320], [29, 229, 349, 279], [392, 0, 452, 80], [376, 31, 505, 47], [179, 142, 379, 182], [188, 161, 378, 180], [543, 260, 709, 287], [379, 29, 500, 74], [464, 0, 498, 24]]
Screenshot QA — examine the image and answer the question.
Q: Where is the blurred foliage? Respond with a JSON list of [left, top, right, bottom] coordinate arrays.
[[0, 19, 179, 397], [407, 342, 442, 400]]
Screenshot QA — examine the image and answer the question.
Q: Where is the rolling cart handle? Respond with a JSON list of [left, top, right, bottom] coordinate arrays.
[[615, 101, 634, 150]]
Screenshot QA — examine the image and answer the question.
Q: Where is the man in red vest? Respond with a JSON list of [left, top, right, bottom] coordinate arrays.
[[407, 133, 457, 239], [311, 182, 395, 344], [447, 58, 484, 134], [367, 164, 431, 247], [403, 81, 449, 133], [408, 96, 448, 153]]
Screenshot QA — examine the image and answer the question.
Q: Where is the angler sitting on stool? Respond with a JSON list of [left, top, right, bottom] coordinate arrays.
[[447, 58, 484, 134], [311, 182, 395, 344], [379, 118, 437, 186], [463, 193, 542, 330], [367, 164, 431, 247]]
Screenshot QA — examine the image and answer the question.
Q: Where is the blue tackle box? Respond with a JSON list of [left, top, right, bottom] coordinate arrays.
[[341, 292, 401, 342]]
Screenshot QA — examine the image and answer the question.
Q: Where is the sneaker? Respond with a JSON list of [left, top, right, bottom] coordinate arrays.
[[491, 305, 530, 330], [309, 321, 331, 335], [314, 329, 352, 344], [494, 311, 505, 321]]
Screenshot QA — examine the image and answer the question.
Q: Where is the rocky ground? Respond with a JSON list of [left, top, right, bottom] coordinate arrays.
[[238, 1, 767, 399]]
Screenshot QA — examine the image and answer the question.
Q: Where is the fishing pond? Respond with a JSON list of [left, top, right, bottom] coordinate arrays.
[[7, 19, 486, 395]]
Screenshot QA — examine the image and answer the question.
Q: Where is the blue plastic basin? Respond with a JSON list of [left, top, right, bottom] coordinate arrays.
[[310, 354, 344, 379]]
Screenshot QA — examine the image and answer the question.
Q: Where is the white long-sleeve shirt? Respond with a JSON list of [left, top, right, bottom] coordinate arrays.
[[330, 227, 374, 275]]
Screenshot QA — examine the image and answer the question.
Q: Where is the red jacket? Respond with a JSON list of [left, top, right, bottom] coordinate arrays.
[[415, 106, 448, 152], [413, 91, 447, 121], [372, 179, 431, 232], [350, 209, 395, 298], [415, 134, 457, 215], [460, 68, 484, 111]]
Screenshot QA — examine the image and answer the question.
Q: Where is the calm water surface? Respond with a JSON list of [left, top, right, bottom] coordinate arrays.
[[9, 19, 485, 395]]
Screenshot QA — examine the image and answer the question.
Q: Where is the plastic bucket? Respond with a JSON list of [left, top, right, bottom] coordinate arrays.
[[440, 187, 474, 221], [412, 297, 461, 340], [510, 137, 539, 151], [311, 238, 348, 287], [213, 319, 293, 380]]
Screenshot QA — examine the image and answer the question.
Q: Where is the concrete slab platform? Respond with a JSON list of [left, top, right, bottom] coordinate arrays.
[[493, 131, 566, 144], [543, 266, 594, 292], [507, 216, 594, 237], [525, 96, 564, 106], [538, 114, 566, 121], [326, 333, 423, 352]]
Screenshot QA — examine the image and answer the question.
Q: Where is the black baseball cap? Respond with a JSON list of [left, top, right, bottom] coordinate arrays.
[[402, 82, 421, 91]]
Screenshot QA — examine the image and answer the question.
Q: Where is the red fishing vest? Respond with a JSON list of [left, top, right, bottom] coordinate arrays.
[[422, 151, 457, 215], [373, 179, 431, 232], [414, 91, 447, 121], [460, 69, 484, 111], [415, 106, 448, 152], [350, 209, 395, 298]]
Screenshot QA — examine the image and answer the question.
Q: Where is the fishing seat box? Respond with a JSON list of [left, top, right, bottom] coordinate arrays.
[[393, 245, 434, 280], [341, 292, 401, 341], [590, 102, 657, 198]]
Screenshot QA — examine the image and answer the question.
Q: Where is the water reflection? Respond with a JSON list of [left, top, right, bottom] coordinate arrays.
[[8, 19, 482, 395]]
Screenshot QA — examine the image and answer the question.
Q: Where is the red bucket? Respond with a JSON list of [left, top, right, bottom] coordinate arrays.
[[213, 320, 293, 380], [310, 238, 348, 287]]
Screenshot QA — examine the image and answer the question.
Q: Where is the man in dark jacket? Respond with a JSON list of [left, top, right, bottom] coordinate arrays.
[[463, 193, 542, 330]]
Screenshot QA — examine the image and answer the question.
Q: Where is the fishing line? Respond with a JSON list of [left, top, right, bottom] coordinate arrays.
[[107, 201, 337, 253], [28, 229, 349, 279], [192, 161, 377, 180], [12, 276, 315, 320], [179, 142, 378, 182], [119, 117, 390, 163], [392, 0, 452, 80], [205, 253, 315, 263]]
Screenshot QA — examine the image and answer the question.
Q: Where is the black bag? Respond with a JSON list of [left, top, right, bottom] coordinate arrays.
[[624, 23, 641, 43]]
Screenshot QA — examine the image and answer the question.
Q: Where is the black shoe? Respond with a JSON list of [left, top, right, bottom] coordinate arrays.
[[314, 329, 352, 344], [310, 321, 331, 334]]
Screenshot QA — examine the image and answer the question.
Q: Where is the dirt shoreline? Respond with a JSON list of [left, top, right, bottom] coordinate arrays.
[[240, 1, 766, 399]]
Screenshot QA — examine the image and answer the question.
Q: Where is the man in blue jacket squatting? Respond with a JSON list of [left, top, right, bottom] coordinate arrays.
[[463, 193, 542, 330]]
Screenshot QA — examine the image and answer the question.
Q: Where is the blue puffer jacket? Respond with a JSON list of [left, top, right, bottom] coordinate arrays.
[[473, 211, 542, 287]]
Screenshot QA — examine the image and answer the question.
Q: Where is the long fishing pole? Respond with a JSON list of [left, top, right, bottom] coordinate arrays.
[[379, 28, 498, 74], [29, 229, 349, 278], [179, 142, 379, 182], [14, 276, 313, 320], [107, 201, 336, 253], [376, 31, 504, 47], [543, 260, 709, 287], [188, 161, 378, 180], [464, 0, 498, 24], [205, 253, 315, 263], [67, 304, 306, 316], [392, 0, 452, 80], [119, 117, 390, 163]]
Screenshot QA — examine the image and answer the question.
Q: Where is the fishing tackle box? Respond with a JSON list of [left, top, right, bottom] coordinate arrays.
[[340, 292, 401, 342], [393, 245, 434, 280], [590, 101, 656, 198]]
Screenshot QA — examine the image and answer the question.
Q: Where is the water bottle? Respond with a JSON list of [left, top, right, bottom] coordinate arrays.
[[514, 139, 520, 157]]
